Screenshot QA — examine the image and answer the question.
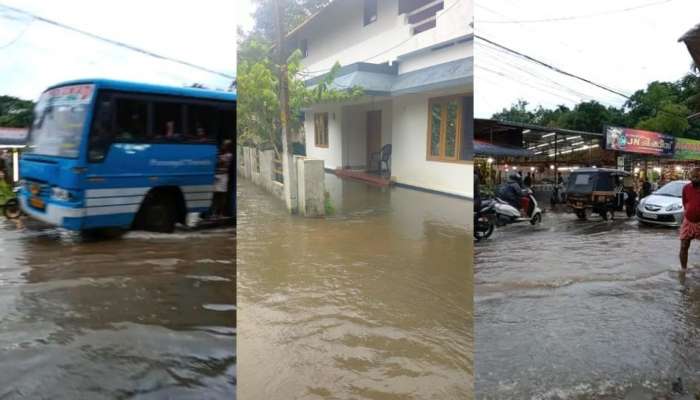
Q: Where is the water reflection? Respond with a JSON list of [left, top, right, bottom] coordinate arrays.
[[0, 222, 235, 399], [475, 212, 700, 399], [238, 175, 472, 399]]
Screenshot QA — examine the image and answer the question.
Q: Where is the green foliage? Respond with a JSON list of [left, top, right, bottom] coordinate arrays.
[[0, 95, 34, 127], [237, 45, 363, 152], [493, 73, 700, 137], [248, 0, 331, 43], [324, 190, 335, 215], [635, 102, 690, 136]]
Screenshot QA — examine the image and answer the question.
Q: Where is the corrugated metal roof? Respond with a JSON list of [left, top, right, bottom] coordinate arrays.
[[680, 23, 700, 67], [474, 140, 534, 157]]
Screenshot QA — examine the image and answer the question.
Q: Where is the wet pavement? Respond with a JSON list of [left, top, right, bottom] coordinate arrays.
[[237, 175, 472, 399], [475, 209, 700, 399], [0, 219, 235, 399]]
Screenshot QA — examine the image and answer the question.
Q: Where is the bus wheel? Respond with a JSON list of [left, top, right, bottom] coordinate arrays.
[[143, 196, 176, 233]]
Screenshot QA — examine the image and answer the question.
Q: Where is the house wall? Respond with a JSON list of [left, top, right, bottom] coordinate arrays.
[[304, 104, 343, 169], [297, 0, 472, 77], [391, 88, 473, 198], [398, 40, 473, 74]]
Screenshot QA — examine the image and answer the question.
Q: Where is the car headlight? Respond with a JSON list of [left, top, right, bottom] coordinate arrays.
[[666, 203, 683, 212], [51, 187, 72, 201]]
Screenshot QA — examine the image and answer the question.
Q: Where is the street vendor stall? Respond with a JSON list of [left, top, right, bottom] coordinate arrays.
[[475, 119, 609, 204]]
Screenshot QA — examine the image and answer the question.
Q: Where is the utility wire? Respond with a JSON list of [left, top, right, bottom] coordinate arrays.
[[0, 3, 234, 79], [479, 0, 674, 24], [476, 34, 697, 122], [0, 14, 32, 50], [476, 34, 631, 99]]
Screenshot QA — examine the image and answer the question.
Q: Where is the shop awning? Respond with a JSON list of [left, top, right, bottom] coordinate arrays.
[[475, 140, 534, 157]]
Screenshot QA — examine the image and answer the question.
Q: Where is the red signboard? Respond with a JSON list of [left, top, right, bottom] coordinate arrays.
[[604, 126, 675, 156]]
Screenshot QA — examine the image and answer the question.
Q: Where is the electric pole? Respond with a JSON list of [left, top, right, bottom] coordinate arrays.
[[273, 0, 298, 214]]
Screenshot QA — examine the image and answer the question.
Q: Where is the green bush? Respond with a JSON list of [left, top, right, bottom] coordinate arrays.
[[324, 191, 335, 215]]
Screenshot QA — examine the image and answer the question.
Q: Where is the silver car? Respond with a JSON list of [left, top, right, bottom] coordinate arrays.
[[636, 180, 688, 227]]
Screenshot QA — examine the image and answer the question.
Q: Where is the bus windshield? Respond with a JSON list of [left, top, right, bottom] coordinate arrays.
[[26, 84, 95, 158]]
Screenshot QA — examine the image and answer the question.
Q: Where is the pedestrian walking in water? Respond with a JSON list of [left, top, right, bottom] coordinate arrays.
[[679, 168, 700, 270], [212, 140, 233, 218]]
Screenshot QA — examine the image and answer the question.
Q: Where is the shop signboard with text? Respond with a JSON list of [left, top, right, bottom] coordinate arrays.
[[604, 126, 675, 156], [674, 138, 700, 160]]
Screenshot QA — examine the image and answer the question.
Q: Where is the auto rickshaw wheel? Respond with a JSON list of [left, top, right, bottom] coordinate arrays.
[[601, 209, 614, 221], [575, 209, 587, 220]]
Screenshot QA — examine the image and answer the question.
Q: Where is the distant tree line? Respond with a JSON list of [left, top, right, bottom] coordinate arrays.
[[0, 95, 34, 128], [492, 73, 700, 138]]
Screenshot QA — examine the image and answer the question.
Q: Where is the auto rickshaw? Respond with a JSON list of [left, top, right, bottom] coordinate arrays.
[[565, 168, 637, 220]]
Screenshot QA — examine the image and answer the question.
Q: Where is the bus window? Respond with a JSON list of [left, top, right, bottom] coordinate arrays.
[[187, 104, 218, 143], [88, 93, 114, 162], [115, 98, 148, 143], [153, 101, 184, 141]]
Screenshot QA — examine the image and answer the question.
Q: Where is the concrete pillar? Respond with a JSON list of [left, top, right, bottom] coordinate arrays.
[[296, 156, 326, 217]]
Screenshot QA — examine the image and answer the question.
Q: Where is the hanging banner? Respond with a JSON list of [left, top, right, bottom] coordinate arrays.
[[675, 138, 700, 160], [604, 126, 675, 156]]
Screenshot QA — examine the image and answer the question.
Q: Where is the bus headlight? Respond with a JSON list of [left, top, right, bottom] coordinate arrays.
[[51, 187, 72, 201]]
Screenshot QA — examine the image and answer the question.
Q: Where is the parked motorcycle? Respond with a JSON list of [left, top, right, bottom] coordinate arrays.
[[474, 198, 496, 242], [494, 188, 543, 226]]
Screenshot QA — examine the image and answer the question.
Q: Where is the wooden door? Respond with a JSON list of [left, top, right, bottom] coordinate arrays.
[[366, 110, 382, 171]]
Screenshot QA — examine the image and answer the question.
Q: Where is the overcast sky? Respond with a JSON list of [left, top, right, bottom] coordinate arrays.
[[475, 0, 700, 118], [0, 0, 237, 100]]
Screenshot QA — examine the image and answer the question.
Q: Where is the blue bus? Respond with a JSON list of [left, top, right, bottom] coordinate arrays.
[[18, 79, 236, 233]]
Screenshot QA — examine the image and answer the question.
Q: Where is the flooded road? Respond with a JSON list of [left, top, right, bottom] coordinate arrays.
[[0, 220, 235, 399], [237, 176, 472, 399], [475, 210, 700, 399]]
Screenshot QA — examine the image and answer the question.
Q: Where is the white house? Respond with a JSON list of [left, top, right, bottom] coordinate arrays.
[[288, 0, 473, 198]]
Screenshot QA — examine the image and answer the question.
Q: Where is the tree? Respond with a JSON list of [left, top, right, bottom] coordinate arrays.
[[491, 73, 700, 138], [492, 100, 534, 124], [635, 102, 690, 136], [0, 95, 34, 127]]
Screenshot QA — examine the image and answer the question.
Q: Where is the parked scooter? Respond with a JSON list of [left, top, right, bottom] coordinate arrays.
[[474, 198, 496, 242], [494, 187, 543, 226]]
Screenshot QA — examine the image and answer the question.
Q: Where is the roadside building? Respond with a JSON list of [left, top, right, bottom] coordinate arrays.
[[0, 127, 28, 183], [288, 0, 473, 198]]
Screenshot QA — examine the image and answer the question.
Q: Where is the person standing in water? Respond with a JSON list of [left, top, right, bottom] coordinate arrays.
[[679, 167, 700, 270], [212, 140, 233, 218]]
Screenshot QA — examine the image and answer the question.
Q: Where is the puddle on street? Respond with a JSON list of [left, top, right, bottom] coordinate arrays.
[[0, 220, 235, 399], [237, 175, 472, 399], [475, 210, 700, 399]]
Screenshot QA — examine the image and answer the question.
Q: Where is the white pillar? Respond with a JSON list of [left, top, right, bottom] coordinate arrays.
[[12, 149, 19, 183]]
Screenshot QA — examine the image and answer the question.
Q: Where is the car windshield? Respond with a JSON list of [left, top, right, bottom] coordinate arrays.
[[26, 84, 94, 158], [654, 181, 686, 197]]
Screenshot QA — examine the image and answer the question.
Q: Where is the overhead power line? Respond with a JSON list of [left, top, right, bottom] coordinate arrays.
[[0, 3, 234, 79], [476, 34, 631, 99], [479, 0, 674, 24], [475, 34, 697, 122]]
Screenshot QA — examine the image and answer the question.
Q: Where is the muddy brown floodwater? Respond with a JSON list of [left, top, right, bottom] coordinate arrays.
[[476, 210, 700, 399], [0, 220, 235, 399], [237, 175, 472, 399]]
